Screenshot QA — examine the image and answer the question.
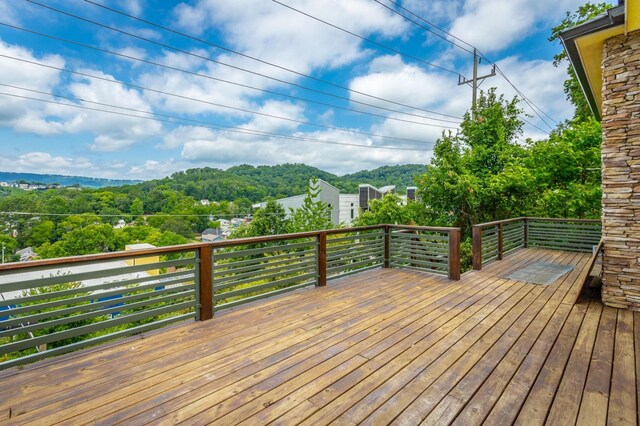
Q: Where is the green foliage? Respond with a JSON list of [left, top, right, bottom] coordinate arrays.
[[417, 89, 602, 237], [355, 193, 426, 226], [231, 201, 289, 238], [549, 2, 612, 121], [130, 198, 144, 216], [289, 178, 333, 232], [38, 224, 126, 259], [146, 214, 193, 239]]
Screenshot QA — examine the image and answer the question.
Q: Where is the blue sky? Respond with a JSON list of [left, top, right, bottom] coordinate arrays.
[[0, 0, 586, 180]]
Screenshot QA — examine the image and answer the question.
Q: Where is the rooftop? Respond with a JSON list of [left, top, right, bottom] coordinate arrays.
[[1, 246, 634, 424]]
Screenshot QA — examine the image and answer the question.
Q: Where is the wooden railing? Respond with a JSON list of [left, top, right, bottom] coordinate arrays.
[[0, 224, 460, 369], [472, 217, 602, 270]]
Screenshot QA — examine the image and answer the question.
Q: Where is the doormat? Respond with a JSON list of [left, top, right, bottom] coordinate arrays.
[[505, 261, 575, 285]]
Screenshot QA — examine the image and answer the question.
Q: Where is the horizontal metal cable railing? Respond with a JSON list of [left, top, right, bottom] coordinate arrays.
[[472, 217, 602, 270]]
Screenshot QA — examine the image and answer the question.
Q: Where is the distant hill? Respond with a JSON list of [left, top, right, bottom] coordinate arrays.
[[0, 172, 141, 188], [115, 163, 425, 203], [340, 164, 426, 193]]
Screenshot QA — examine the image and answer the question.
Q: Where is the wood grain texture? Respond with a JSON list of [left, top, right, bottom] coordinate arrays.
[[0, 248, 636, 426]]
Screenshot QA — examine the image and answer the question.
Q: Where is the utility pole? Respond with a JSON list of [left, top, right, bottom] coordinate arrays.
[[458, 48, 497, 118], [1, 242, 4, 263]]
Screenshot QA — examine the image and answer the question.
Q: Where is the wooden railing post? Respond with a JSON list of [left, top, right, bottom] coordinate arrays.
[[198, 245, 213, 321], [317, 232, 327, 287], [384, 225, 390, 268], [448, 228, 461, 280], [498, 223, 504, 260], [523, 218, 529, 248], [472, 225, 482, 270]]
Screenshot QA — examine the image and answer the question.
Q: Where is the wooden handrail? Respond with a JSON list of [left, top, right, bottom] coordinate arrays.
[[0, 225, 389, 272], [0, 223, 463, 368], [474, 217, 527, 228], [388, 224, 460, 233], [475, 216, 600, 229]]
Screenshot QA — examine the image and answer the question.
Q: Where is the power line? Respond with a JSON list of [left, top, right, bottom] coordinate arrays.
[[377, 0, 559, 129], [0, 91, 435, 152], [518, 115, 551, 135], [0, 82, 437, 145], [24, 0, 462, 123], [81, 0, 462, 120], [371, 0, 475, 55], [2, 54, 452, 135], [494, 67, 556, 130], [383, 0, 477, 52], [271, 0, 460, 76], [0, 23, 459, 128]]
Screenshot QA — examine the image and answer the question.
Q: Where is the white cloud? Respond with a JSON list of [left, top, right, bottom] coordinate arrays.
[[128, 158, 182, 179], [447, 0, 585, 54], [177, 126, 430, 175], [173, 0, 408, 74], [0, 1, 35, 26], [0, 152, 93, 175], [114, 46, 148, 64], [349, 55, 462, 117], [239, 100, 305, 133], [0, 41, 64, 131], [349, 54, 570, 141], [117, 0, 143, 16], [401, 0, 463, 24], [491, 56, 572, 133]]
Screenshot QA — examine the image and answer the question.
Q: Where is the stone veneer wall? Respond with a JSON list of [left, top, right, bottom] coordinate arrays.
[[601, 29, 640, 310]]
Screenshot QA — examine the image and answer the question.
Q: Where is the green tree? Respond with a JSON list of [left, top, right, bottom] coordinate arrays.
[[130, 198, 144, 216], [549, 2, 612, 122], [355, 193, 425, 226], [417, 88, 527, 233], [146, 214, 193, 239], [231, 200, 289, 238], [24, 220, 55, 247], [56, 214, 102, 236], [38, 224, 125, 258], [289, 178, 333, 232]]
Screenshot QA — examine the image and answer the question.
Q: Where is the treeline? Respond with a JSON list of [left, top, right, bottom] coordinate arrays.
[[0, 163, 423, 260], [110, 163, 424, 204]]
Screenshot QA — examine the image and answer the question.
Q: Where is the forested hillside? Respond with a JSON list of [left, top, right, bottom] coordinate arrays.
[[0, 163, 423, 260], [108, 163, 423, 203]]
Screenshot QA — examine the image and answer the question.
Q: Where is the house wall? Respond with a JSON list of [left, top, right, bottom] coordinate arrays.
[[316, 180, 340, 226], [600, 29, 640, 310], [339, 194, 359, 226], [276, 195, 306, 218]]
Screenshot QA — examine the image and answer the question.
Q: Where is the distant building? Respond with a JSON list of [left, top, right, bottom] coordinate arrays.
[[406, 186, 419, 202], [201, 228, 224, 242], [339, 194, 359, 226], [15, 247, 36, 262], [230, 218, 245, 227], [358, 184, 396, 212], [200, 199, 211, 206], [113, 219, 127, 229], [270, 179, 340, 226], [254, 179, 415, 227]]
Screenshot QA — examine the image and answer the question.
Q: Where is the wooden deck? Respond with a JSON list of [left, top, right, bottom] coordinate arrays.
[[0, 248, 637, 425]]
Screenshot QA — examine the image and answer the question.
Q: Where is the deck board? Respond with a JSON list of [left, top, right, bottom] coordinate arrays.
[[0, 248, 638, 425]]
